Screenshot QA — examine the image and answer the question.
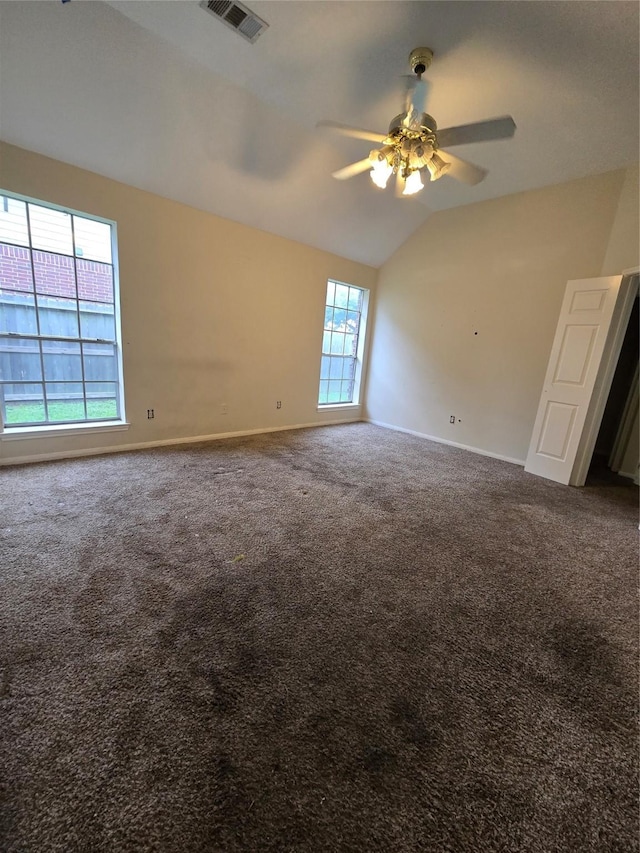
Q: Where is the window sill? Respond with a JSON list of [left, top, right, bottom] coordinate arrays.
[[1, 421, 130, 441], [317, 403, 361, 412]]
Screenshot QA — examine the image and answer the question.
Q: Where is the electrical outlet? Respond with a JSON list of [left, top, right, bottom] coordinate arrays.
[[147, 409, 154, 419], [276, 401, 282, 409], [221, 403, 228, 415], [449, 415, 455, 424]]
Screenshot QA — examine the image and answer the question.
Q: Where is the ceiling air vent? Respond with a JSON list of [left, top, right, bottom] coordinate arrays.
[[200, 0, 268, 43]]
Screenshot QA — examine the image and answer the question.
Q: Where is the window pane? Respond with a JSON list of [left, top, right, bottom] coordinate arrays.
[[329, 357, 343, 380], [33, 251, 76, 298], [42, 340, 82, 381], [345, 310, 359, 332], [0, 337, 42, 381], [322, 330, 331, 353], [38, 297, 80, 338], [327, 380, 343, 403], [342, 358, 355, 382], [348, 288, 362, 311], [73, 217, 112, 264], [45, 383, 86, 422], [324, 306, 334, 329], [85, 382, 118, 420], [29, 205, 73, 256], [334, 284, 349, 309], [318, 380, 329, 404], [0, 292, 38, 335], [330, 333, 344, 355], [320, 355, 330, 380], [77, 260, 113, 304], [0, 244, 34, 292], [325, 280, 335, 305], [83, 342, 117, 381], [2, 383, 45, 425], [344, 334, 356, 356], [341, 380, 354, 402], [332, 307, 347, 330], [46, 381, 84, 400], [0, 198, 29, 247], [80, 302, 115, 341]]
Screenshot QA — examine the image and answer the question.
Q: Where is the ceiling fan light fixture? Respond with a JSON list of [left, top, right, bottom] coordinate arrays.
[[369, 149, 393, 188], [369, 146, 394, 165], [319, 47, 514, 195], [427, 152, 451, 181], [410, 142, 434, 169], [402, 169, 424, 196], [370, 163, 393, 189]]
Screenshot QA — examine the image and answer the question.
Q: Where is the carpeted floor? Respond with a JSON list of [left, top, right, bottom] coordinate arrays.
[[1, 423, 638, 852]]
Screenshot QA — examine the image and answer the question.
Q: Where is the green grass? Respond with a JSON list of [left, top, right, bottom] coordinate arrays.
[[5, 399, 118, 425]]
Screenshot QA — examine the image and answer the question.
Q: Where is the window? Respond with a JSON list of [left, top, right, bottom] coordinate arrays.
[[0, 192, 124, 429], [318, 279, 368, 405]]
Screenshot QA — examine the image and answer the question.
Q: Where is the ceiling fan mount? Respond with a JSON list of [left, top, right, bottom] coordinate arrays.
[[408, 47, 433, 76], [317, 46, 516, 197]]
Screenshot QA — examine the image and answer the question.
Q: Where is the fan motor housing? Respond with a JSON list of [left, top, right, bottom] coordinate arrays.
[[388, 113, 438, 137]]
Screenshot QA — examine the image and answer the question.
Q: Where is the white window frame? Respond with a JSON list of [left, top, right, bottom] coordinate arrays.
[[0, 190, 127, 438], [317, 279, 370, 410]]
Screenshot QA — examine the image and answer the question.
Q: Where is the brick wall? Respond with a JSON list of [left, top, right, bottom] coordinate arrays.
[[0, 244, 113, 303]]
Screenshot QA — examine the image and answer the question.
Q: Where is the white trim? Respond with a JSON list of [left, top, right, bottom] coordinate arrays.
[[316, 403, 361, 412], [0, 416, 360, 466], [366, 418, 526, 466], [1, 421, 129, 441], [618, 468, 639, 481]]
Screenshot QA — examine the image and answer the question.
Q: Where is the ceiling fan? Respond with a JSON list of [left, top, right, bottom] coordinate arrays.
[[318, 47, 516, 197]]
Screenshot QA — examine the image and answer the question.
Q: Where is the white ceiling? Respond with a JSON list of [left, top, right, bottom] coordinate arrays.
[[0, 1, 637, 267]]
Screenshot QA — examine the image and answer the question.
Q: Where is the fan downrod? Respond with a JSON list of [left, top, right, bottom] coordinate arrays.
[[409, 47, 433, 76]]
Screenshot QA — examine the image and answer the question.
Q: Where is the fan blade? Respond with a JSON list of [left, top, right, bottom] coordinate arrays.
[[439, 150, 488, 186], [317, 120, 387, 144], [394, 171, 406, 198], [332, 158, 372, 181], [437, 116, 516, 148]]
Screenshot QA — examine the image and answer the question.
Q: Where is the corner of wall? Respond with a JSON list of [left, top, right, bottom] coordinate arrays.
[[601, 163, 640, 276]]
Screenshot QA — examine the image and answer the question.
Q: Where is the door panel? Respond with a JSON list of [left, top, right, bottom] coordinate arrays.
[[525, 275, 623, 484], [536, 401, 577, 459], [553, 325, 597, 384]]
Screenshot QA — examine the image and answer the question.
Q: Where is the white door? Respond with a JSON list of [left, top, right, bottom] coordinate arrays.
[[525, 275, 623, 484]]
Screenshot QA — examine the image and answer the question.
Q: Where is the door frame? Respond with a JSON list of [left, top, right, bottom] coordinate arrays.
[[609, 361, 638, 474], [570, 268, 639, 486]]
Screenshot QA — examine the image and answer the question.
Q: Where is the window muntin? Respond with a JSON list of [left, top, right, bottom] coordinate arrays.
[[318, 280, 366, 405], [0, 193, 123, 428]]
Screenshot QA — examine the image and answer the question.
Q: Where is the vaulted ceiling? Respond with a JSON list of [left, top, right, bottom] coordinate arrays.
[[0, 1, 637, 266]]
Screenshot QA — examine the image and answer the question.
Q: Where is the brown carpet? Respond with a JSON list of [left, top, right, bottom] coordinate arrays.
[[1, 423, 638, 852]]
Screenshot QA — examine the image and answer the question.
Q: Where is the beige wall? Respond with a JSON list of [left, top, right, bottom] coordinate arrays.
[[0, 142, 377, 464], [601, 162, 640, 276], [365, 168, 633, 463]]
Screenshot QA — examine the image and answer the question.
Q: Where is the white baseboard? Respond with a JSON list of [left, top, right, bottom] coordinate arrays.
[[366, 418, 526, 466], [0, 417, 360, 467]]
